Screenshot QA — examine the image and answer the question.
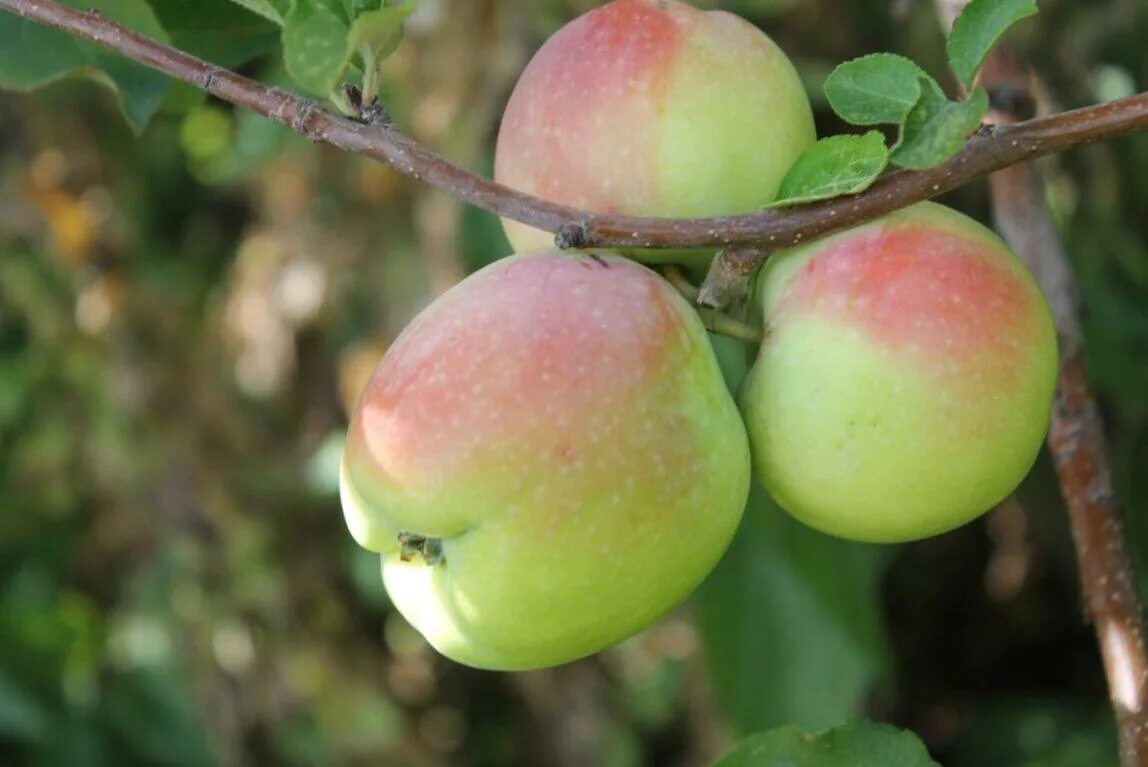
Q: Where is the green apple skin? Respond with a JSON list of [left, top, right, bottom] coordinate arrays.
[[341, 252, 750, 670], [740, 202, 1058, 543], [494, 0, 815, 257]]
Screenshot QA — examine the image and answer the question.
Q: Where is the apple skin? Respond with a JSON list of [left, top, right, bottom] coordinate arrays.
[[740, 202, 1058, 543], [340, 252, 750, 670], [494, 0, 815, 257]]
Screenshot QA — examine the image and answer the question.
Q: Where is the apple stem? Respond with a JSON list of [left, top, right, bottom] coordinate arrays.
[[696, 310, 763, 346], [662, 265, 700, 303], [697, 246, 766, 311], [663, 267, 763, 346]]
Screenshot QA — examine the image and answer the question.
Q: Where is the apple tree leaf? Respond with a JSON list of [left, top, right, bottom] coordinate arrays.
[[824, 53, 932, 126], [149, 0, 279, 68], [222, 0, 291, 25], [711, 721, 939, 767], [282, 0, 415, 96], [890, 79, 988, 170], [348, 1, 416, 64], [696, 484, 890, 734], [282, 0, 352, 95], [350, 0, 386, 13], [947, 0, 1038, 90], [772, 131, 889, 206], [0, 0, 173, 132]]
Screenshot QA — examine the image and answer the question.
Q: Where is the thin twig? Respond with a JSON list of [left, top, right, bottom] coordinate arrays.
[[695, 309, 763, 346], [662, 265, 701, 304], [663, 266, 763, 345], [1, 0, 1147, 255]]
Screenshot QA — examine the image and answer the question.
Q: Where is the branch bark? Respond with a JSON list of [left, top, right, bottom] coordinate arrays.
[[2, 0, 1148, 255]]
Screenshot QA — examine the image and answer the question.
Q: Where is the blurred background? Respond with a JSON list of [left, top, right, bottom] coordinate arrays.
[[0, 0, 1146, 765]]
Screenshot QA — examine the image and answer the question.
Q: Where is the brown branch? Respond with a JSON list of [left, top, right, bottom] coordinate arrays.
[[696, 246, 763, 311], [974, 41, 1148, 767], [2, 0, 1148, 255]]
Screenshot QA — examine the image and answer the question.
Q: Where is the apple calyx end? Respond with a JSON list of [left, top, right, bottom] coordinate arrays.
[[398, 531, 445, 566]]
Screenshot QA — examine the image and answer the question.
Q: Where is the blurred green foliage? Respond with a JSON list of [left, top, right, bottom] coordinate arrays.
[[1, 1, 1146, 765]]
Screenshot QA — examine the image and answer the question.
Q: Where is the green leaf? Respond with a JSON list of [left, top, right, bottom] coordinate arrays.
[[282, 0, 353, 95], [711, 721, 939, 767], [150, 0, 279, 68], [147, 0, 279, 115], [890, 79, 988, 170], [696, 484, 890, 734], [223, 0, 290, 25], [772, 132, 889, 206], [353, 0, 385, 12], [0, 0, 173, 131], [824, 53, 931, 126], [947, 0, 1038, 90], [347, 1, 415, 63], [282, 0, 414, 96]]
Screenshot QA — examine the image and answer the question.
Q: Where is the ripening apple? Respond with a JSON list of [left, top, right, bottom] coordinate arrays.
[[341, 252, 750, 670], [494, 0, 815, 256], [740, 202, 1058, 543]]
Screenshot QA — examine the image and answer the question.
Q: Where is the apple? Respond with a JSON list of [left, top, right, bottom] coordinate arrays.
[[494, 0, 815, 256], [740, 202, 1058, 543], [340, 252, 750, 669]]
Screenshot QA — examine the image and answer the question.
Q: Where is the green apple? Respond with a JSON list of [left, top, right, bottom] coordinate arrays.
[[341, 252, 750, 669], [740, 202, 1058, 543], [494, 0, 815, 257]]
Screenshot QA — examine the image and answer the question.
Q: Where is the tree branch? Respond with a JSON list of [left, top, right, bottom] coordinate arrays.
[[2, 0, 1148, 255]]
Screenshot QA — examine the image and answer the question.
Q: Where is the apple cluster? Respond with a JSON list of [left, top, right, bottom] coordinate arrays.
[[341, 0, 1058, 670]]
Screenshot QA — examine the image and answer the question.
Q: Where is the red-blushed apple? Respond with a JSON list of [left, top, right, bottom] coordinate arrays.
[[340, 252, 750, 670], [740, 202, 1058, 543], [494, 0, 815, 257]]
